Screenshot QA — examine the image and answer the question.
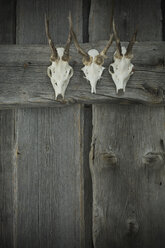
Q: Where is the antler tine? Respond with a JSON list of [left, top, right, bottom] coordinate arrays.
[[100, 33, 114, 57], [62, 12, 72, 61], [113, 19, 122, 58], [69, 13, 90, 64], [125, 28, 137, 57], [45, 14, 58, 61]]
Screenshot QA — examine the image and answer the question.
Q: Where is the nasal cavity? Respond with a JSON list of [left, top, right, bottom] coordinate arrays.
[[117, 89, 124, 95], [56, 94, 63, 100]]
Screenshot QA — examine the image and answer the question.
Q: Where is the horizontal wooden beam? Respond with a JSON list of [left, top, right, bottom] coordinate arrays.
[[0, 41, 164, 108]]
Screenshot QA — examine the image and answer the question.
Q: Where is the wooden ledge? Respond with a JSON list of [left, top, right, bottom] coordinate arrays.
[[0, 41, 164, 109]]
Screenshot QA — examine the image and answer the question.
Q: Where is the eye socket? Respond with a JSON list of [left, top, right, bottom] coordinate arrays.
[[109, 65, 114, 73], [69, 68, 73, 77], [48, 68, 52, 78], [131, 66, 135, 73]]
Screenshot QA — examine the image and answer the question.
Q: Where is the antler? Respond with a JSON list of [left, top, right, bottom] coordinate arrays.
[[125, 28, 137, 58], [100, 34, 114, 57], [94, 34, 114, 65], [69, 13, 91, 65], [62, 13, 72, 61], [45, 14, 59, 61], [113, 19, 122, 58]]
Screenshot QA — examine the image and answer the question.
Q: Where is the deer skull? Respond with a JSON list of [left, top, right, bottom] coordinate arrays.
[[81, 49, 105, 93], [69, 15, 113, 94], [45, 15, 73, 99], [109, 20, 137, 94]]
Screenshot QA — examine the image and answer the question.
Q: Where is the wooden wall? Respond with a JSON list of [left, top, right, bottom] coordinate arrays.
[[89, 0, 165, 247], [0, 0, 164, 248], [0, 0, 92, 247]]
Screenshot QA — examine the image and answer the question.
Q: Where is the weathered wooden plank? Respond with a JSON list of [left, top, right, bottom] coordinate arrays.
[[37, 106, 84, 248], [0, 42, 164, 108], [89, 0, 162, 42], [16, 109, 39, 248], [15, 1, 90, 247], [89, 0, 164, 247], [162, 0, 165, 40], [89, 0, 114, 42], [83, 105, 93, 248], [0, 0, 16, 44], [90, 104, 165, 248], [0, 110, 16, 248], [1, 42, 164, 66], [15, 106, 85, 248], [0, 1, 16, 247], [16, 0, 83, 44], [113, 0, 162, 41]]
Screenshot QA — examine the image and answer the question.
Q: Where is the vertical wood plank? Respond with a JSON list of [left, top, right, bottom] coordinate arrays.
[[89, 0, 114, 42], [89, 0, 162, 42], [0, 1, 16, 247], [16, 0, 83, 44], [113, 0, 162, 41], [0, 110, 16, 248], [16, 106, 85, 248], [16, 1, 91, 247], [0, 0, 16, 44], [16, 109, 40, 248], [162, 0, 165, 40], [83, 105, 93, 248], [89, 0, 163, 247], [90, 105, 165, 248], [38, 106, 85, 248]]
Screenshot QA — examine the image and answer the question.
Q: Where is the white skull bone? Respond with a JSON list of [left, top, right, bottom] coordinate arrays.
[[81, 49, 105, 94], [109, 47, 134, 93], [109, 20, 137, 94], [69, 14, 113, 94], [47, 48, 73, 99], [45, 15, 73, 99]]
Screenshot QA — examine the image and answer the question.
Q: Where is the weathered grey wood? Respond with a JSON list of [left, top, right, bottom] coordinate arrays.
[[89, 0, 164, 247], [113, 0, 162, 41], [0, 0, 16, 44], [15, 1, 91, 248], [89, 0, 162, 42], [83, 0, 91, 42], [17, 0, 83, 44], [16, 108, 39, 248], [0, 110, 16, 248], [83, 105, 93, 248], [90, 104, 165, 248], [0, 2, 16, 247], [15, 106, 85, 248], [89, 0, 114, 42], [0, 42, 164, 109], [162, 1, 165, 40]]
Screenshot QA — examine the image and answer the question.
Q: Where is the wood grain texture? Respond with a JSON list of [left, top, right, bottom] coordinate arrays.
[[16, 0, 83, 44], [90, 104, 165, 248], [89, 0, 162, 42], [89, 0, 114, 42], [0, 0, 16, 44], [0, 110, 16, 248], [0, 42, 164, 109], [113, 0, 162, 41], [0, 1, 16, 247], [15, 106, 85, 248], [83, 105, 93, 248], [162, 0, 165, 40], [15, 1, 90, 247], [89, 0, 164, 247]]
